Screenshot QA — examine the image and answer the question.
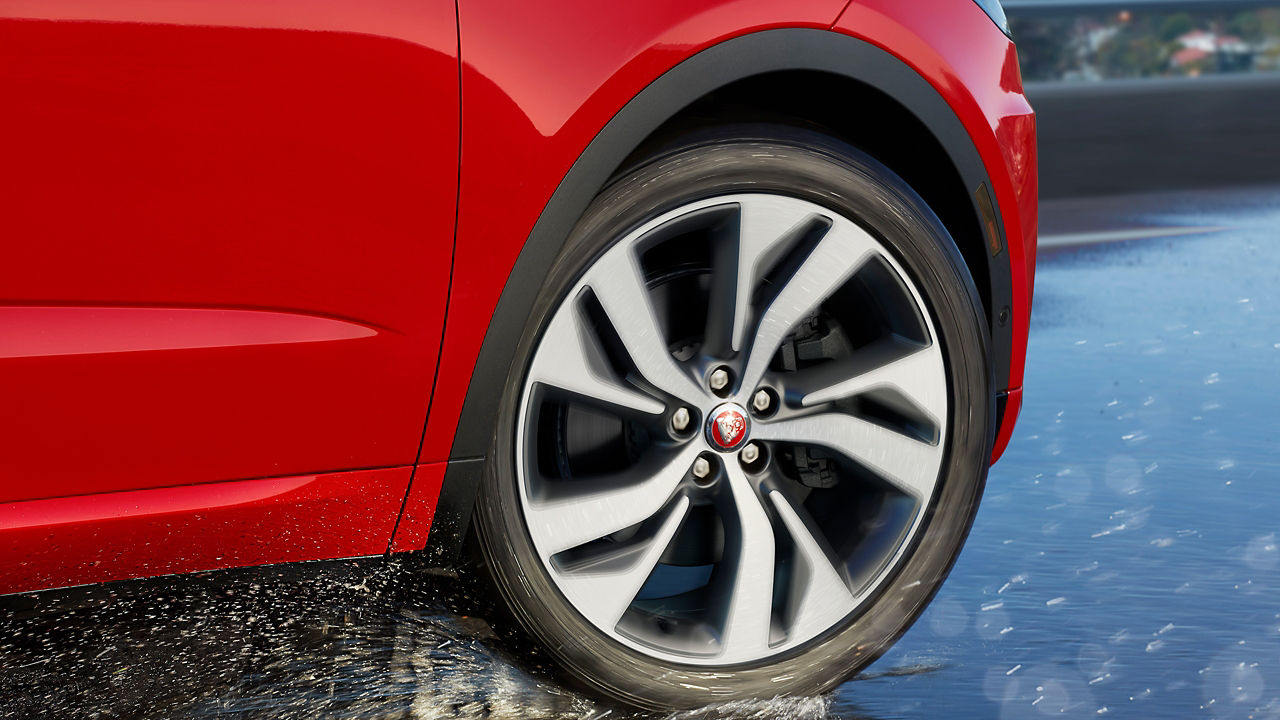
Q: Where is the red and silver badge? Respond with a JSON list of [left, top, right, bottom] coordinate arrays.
[[707, 404, 749, 451]]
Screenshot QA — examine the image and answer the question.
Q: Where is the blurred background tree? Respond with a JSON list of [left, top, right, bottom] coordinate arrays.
[[1096, 15, 1171, 77], [1160, 12, 1195, 41], [1012, 17, 1077, 81]]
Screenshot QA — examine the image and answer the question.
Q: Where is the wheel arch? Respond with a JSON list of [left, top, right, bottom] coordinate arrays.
[[423, 27, 1014, 565]]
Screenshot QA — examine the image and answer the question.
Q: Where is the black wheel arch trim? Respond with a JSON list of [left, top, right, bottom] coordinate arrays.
[[422, 27, 1015, 565]]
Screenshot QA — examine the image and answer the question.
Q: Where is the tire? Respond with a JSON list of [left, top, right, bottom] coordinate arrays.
[[474, 126, 992, 710]]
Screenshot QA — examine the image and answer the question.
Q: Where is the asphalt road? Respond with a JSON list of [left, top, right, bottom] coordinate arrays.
[[3, 186, 1278, 720]]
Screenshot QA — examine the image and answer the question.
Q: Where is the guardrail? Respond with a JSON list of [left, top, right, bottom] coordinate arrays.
[[1006, 1, 1280, 197], [1005, 0, 1279, 14]]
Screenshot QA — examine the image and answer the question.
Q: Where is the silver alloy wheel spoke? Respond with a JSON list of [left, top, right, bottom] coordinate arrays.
[[789, 339, 947, 423], [554, 494, 693, 632], [753, 412, 939, 500], [767, 489, 857, 641], [525, 445, 702, 555], [717, 464, 777, 662], [723, 197, 826, 353], [527, 293, 667, 416], [586, 250, 705, 403], [737, 222, 879, 400]]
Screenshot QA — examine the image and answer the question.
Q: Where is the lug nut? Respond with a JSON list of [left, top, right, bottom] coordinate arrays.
[[752, 389, 772, 413], [671, 407, 691, 433], [709, 367, 730, 392], [740, 442, 760, 465], [691, 457, 712, 479]]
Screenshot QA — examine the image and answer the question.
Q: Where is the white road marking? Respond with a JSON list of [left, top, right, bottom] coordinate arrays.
[[1039, 225, 1229, 249]]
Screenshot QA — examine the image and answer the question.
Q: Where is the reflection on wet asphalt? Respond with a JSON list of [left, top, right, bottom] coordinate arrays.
[[3, 187, 1279, 719], [849, 186, 1280, 720]]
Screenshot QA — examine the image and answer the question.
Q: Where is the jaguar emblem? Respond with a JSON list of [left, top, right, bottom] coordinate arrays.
[[707, 405, 749, 450]]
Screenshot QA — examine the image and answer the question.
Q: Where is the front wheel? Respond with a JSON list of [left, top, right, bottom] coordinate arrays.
[[475, 128, 992, 710]]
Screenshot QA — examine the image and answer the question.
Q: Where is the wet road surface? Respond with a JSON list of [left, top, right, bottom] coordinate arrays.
[[3, 186, 1279, 719]]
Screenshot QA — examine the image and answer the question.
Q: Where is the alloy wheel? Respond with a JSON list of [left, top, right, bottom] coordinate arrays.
[[516, 193, 948, 665]]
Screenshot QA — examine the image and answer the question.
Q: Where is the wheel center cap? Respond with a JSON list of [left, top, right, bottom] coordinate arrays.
[[706, 403, 750, 452]]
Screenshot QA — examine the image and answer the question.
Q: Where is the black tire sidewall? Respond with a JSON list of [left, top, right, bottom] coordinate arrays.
[[475, 128, 992, 710]]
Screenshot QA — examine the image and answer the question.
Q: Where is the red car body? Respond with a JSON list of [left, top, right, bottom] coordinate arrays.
[[0, 0, 1035, 595]]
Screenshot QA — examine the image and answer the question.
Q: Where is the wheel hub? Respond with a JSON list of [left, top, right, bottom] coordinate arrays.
[[705, 403, 750, 452]]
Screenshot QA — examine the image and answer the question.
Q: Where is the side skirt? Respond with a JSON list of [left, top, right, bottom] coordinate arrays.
[[0, 466, 412, 595]]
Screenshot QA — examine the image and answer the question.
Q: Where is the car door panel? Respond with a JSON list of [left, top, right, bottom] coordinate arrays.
[[0, 2, 459, 502]]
